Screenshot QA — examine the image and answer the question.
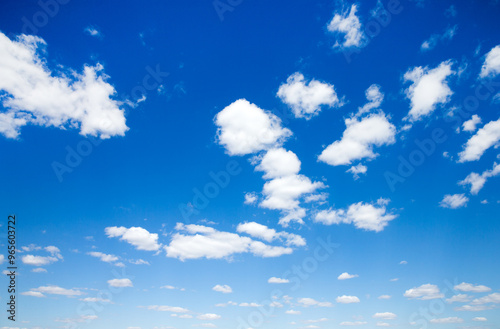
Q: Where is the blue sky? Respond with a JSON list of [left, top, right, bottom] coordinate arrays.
[[1, 0, 500, 328]]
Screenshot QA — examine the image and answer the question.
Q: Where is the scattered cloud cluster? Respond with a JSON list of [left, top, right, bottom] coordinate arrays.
[[327, 4, 366, 49]]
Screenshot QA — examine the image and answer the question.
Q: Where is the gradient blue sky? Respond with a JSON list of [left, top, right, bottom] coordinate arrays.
[[0, 1, 500, 329]]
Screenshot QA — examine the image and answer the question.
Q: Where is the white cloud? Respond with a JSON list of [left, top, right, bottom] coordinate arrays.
[[130, 259, 150, 265], [336, 295, 360, 304], [277, 72, 341, 119], [197, 314, 221, 320], [454, 304, 494, 311], [87, 251, 119, 263], [212, 285, 232, 294], [315, 199, 397, 232], [298, 298, 333, 307], [480, 45, 500, 78], [458, 118, 500, 162], [165, 223, 296, 261], [193, 324, 216, 328], [244, 192, 258, 205], [347, 164, 367, 180], [399, 260, 408, 265], [429, 317, 463, 324], [339, 321, 367, 326], [472, 317, 487, 322], [84, 26, 102, 38], [21, 255, 58, 266], [214, 99, 291, 156], [30, 285, 82, 296], [107, 278, 133, 287], [0, 254, 4, 264], [21, 290, 46, 297], [470, 292, 500, 305], [32, 267, 47, 273], [420, 25, 457, 52], [239, 302, 262, 307], [236, 222, 306, 246], [145, 305, 190, 313], [440, 194, 468, 209], [286, 309, 301, 315], [255, 148, 301, 179], [376, 322, 390, 327], [260, 174, 325, 226], [357, 84, 384, 116], [338, 272, 358, 280], [327, 4, 366, 49], [404, 284, 444, 300], [318, 113, 396, 166], [378, 295, 391, 300], [0, 32, 128, 139], [462, 115, 482, 132], [268, 277, 290, 284], [373, 312, 396, 320], [459, 162, 500, 194], [403, 61, 454, 122], [105, 226, 161, 251], [446, 294, 471, 303]]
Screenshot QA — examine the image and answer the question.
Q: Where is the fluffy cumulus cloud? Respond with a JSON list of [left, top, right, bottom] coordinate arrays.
[[404, 284, 444, 300], [260, 174, 325, 226], [403, 61, 455, 122], [462, 115, 482, 133], [197, 314, 221, 320], [87, 251, 119, 263], [338, 272, 358, 280], [347, 163, 367, 180], [439, 194, 469, 209], [0, 32, 128, 139], [276, 72, 341, 119], [236, 221, 306, 246], [107, 278, 133, 287], [244, 192, 258, 205], [356, 84, 384, 116], [214, 99, 291, 156], [318, 113, 396, 166], [315, 199, 397, 232], [212, 285, 232, 294], [21, 254, 58, 266], [164, 223, 299, 261], [336, 295, 360, 304], [105, 226, 161, 251], [420, 25, 457, 52], [458, 118, 500, 162], [268, 277, 290, 284], [480, 45, 500, 78], [470, 292, 500, 305], [255, 148, 301, 179], [298, 298, 333, 307], [459, 162, 500, 194], [327, 4, 366, 49], [340, 321, 367, 326], [373, 312, 397, 320], [23, 285, 83, 298], [454, 282, 491, 293], [446, 294, 471, 303]]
